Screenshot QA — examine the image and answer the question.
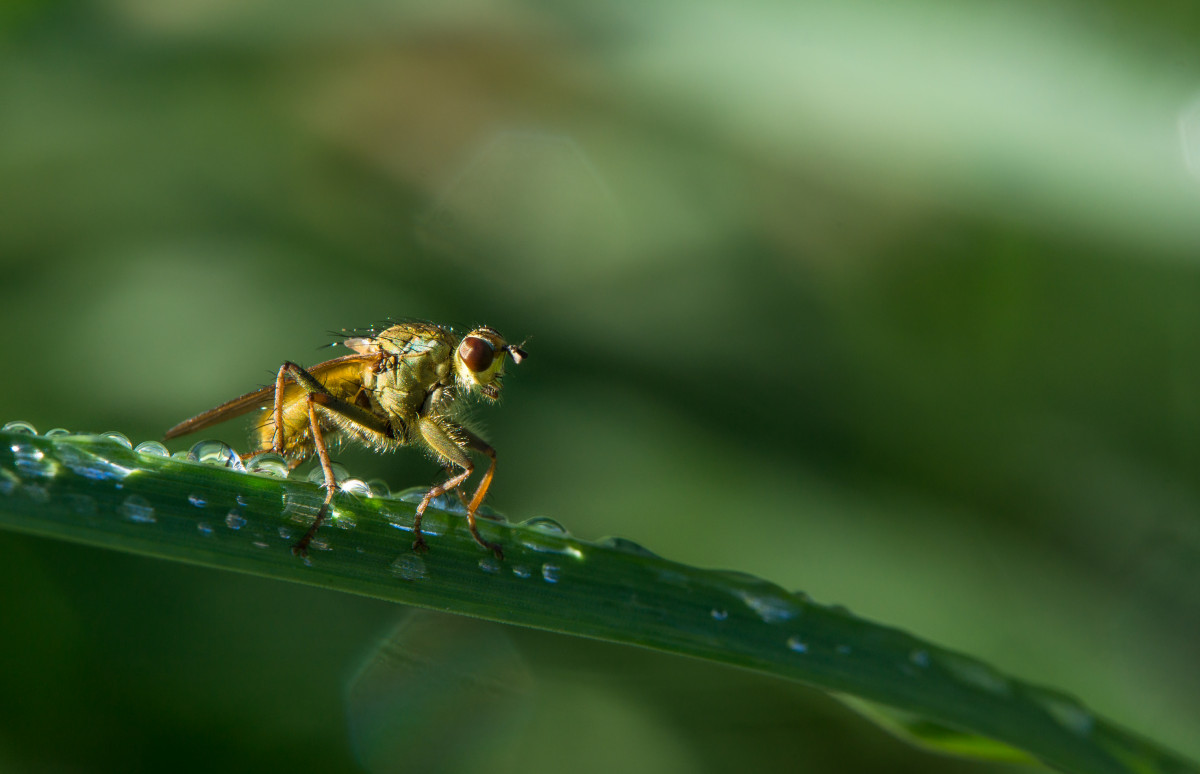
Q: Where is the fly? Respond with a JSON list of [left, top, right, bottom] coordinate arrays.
[[164, 322, 527, 558]]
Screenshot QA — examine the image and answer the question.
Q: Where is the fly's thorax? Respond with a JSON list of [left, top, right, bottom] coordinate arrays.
[[372, 385, 426, 425]]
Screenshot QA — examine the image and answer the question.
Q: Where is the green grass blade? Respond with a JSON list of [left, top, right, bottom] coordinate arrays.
[[0, 429, 1195, 774]]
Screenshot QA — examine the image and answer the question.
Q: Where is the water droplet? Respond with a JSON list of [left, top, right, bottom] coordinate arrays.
[[390, 553, 427, 581], [2, 420, 38, 435], [245, 452, 289, 478], [252, 540, 270, 549], [711, 609, 729, 621], [22, 484, 49, 503], [278, 526, 293, 540], [1036, 692, 1094, 736], [835, 645, 852, 656], [197, 522, 214, 536], [118, 495, 156, 523], [188, 440, 246, 471], [786, 636, 808, 653], [43, 428, 72, 438], [366, 479, 391, 498], [236, 494, 248, 507], [310, 538, 330, 552], [225, 510, 246, 530], [0, 469, 17, 496], [416, 509, 448, 537], [512, 565, 531, 579], [188, 493, 207, 507], [56, 444, 131, 481], [521, 516, 569, 536], [334, 511, 357, 530], [308, 461, 350, 486], [941, 654, 1010, 695], [909, 650, 931, 668], [100, 431, 133, 449], [10, 441, 57, 479], [278, 482, 321, 525], [134, 441, 170, 458], [597, 536, 659, 558], [658, 569, 689, 588], [735, 589, 801, 623], [340, 478, 372, 497], [64, 493, 97, 517], [517, 521, 583, 558], [541, 563, 560, 583], [478, 557, 501, 574]]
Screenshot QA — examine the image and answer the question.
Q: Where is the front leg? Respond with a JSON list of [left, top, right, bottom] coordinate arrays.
[[414, 417, 503, 559]]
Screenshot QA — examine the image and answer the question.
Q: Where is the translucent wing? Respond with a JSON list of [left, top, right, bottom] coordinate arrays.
[[163, 353, 376, 441]]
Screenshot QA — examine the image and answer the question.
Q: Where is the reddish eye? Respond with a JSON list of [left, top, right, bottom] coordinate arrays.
[[459, 336, 495, 373]]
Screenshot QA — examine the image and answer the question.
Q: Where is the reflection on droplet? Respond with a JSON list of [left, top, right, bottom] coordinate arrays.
[[236, 494, 248, 507], [245, 452, 289, 478], [390, 553, 427, 581], [10, 441, 57, 480], [64, 493, 97, 517], [118, 494, 156, 523], [188, 493, 207, 508], [340, 478, 372, 497], [100, 431, 133, 449], [134, 441, 170, 458], [366, 479, 391, 498], [478, 557, 501, 574], [2, 420, 38, 435], [416, 508, 448, 537], [56, 444, 131, 481], [512, 565, 531, 579], [1035, 691, 1094, 736], [282, 487, 323, 525], [597, 536, 659, 558], [0, 469, 17, 496], [43, 428, 71, 438], [735, 589, 801, 623], [308, 461, 350, 487], [278, 526, 293, 540], [517, 527, 584, 559], [711, 609, 729, 621], [189, 440, 246, 471], [225, 510, 247, 530], [541, 563, 560, 583], [521, 516, 569, 535], [197, 522, 214, 536], [786, 636, 808, 654], [836, 645, 853, 656], [941, 653, 1010, 695]]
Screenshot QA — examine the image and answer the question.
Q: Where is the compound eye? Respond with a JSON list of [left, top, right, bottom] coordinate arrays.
[[459, 336, 495, 373]]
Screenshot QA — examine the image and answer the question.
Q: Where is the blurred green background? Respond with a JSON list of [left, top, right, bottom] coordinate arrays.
[[2, 0, 1199, 771]]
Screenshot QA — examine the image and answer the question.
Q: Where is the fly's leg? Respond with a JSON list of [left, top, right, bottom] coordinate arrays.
[[251, 361, 394, 558], [459, 429, 497, 516], [292, 396, 337, 557], [415, 417, 503, 559], [411, 466, 473, 555]]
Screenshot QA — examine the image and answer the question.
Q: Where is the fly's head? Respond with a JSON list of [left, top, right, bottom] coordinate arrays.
[[454, 327, 527, 402]]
